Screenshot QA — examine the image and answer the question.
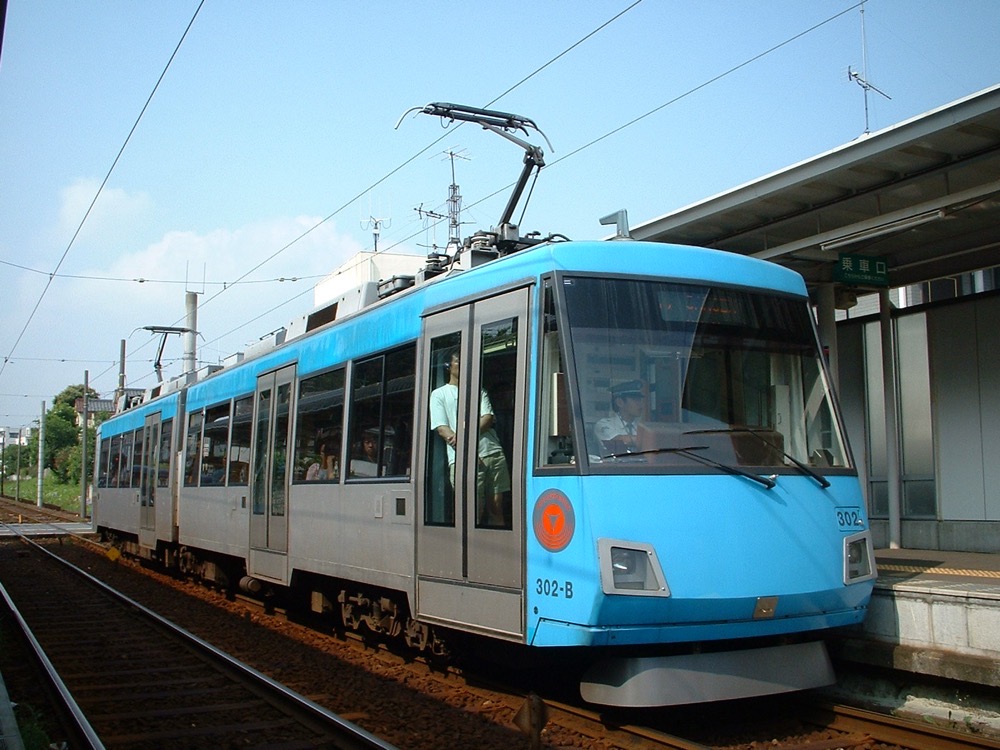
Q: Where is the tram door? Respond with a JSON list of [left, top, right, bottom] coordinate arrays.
[[138, 413, 160, 549], [417, 287, 529, 639], [248, 364, 295, 582]]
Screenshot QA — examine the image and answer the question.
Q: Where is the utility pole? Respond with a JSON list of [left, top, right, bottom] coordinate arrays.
[[36, 400, 45, 508], [15, 430, 22, 501], [80, 370, 89, 519], [116, 339, 126, 409]]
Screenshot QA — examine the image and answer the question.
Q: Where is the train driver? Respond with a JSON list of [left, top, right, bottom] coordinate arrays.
[[594, 380, 646, 456]]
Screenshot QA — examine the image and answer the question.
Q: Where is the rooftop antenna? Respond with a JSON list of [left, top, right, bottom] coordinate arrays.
[[848, 0, 891, 134], [444, 148, 470, 252], [361, 194, 391, 253], [414, 203, 446, 253]]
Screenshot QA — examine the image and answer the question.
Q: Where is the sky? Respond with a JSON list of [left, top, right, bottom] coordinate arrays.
[[2, 0, 999, 429]]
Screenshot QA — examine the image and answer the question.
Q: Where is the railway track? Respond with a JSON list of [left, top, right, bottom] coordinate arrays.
[[0, 494, 80, 524], [797, 701, 1000, 750], [2, 505, 998, 749], [0, 528, 397, 749]]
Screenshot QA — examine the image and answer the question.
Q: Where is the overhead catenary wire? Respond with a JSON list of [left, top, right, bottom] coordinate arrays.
[[377, 3, 863, 254], [0, 0, 206, 383], [122, 0, 650, 369], [0, 258, 324, 287], [6, 0, 649, 405], [10, 2, 861, 402], [103, 0, 862, 400]]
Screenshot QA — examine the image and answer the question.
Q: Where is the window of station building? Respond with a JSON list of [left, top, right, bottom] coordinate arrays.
[[183, 411, 204, 487], [156, 420, 172, 488], [201, 403, 231, 487], [228, 396, 253, 486], [347, 344, 415, 480], [294, 368, 345, 483]]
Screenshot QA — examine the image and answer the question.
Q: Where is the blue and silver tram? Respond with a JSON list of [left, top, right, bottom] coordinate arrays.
[[93, 239, 876, 706]]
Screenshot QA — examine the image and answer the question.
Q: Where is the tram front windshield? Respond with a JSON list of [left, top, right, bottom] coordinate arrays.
[[562, 277, 850, 471]]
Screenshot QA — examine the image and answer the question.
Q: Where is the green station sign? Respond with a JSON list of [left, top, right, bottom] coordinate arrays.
[[833, 253, 889, 286]]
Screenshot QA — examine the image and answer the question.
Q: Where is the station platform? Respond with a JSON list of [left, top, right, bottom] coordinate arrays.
[[832, 547, 1000, 688], [0, 521, 94, 538]]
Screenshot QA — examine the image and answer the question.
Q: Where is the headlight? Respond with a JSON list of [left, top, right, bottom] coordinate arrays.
[[843, 531, 876, 584], [599, 539, 670, 596]]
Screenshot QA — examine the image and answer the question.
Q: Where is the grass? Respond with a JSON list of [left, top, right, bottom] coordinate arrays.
[[0, 476, 87, 515]]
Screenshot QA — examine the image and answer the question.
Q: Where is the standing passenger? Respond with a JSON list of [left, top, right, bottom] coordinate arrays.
[[429, 350, 510, 526]]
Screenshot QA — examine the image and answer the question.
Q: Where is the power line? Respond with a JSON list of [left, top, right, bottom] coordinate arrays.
[[0, 0, 206, 382], [18, 2, 856, 393], [379, 4, 863, 253], [127, 1, 648, 360], [0, 257, 323, 286], [545, 3, 863, 169], [129, 1, 858, 369]]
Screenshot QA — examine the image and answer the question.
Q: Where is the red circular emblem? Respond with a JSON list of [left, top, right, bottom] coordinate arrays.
[[532, 489, 575, 552]]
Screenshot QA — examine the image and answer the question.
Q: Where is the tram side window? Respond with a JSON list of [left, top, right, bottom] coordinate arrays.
[[201, 403, 231, 486], [156, 420, 172, 488], [97, 438, 111, 487], [539, 281, 575, 467], [130, 429, 144, 488], [347, 344, 415, 480], [294, 368, 344, 483], [477, 318, 516, 530], [228, 396, 253, 486], [183, 411, 204, 487], [425, 333, 461, 526], [108, 434, 122, 487], [121, 432, 135, 487]]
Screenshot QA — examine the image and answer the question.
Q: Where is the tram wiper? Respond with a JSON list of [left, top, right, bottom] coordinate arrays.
[[602, 446, 776, 490], [683, 428, 830, 489]]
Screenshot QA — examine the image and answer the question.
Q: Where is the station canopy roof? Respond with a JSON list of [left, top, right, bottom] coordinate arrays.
[[630, 84, 1000, 290]]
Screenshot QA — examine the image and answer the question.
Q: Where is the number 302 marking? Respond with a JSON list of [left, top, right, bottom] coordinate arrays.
[[835, 507, 862, 529], [536, 578, 574, 599]]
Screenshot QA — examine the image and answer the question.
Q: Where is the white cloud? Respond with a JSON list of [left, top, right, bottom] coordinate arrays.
[[57, 178, 153, 248], [11, 213, 368, 400]]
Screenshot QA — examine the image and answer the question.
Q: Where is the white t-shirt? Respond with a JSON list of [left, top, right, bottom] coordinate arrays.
[[429, 383, 504, 464]]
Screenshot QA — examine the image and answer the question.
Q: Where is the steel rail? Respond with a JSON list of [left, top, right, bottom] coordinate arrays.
[[0, 573, 106, 749], [802, 700, 1000, 750], [1, 529, 399, 750]]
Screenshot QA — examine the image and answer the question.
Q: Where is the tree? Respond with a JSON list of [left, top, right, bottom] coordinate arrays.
[[22, 385, 97, 474], [15, 384, 108, 484], [41, 403, 79, 479], [1, 443, 27, 478], [53, 383, 100, 411]]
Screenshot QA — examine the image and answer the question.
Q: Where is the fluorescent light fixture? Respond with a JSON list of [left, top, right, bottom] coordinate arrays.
[[820, 209, 945, 252]]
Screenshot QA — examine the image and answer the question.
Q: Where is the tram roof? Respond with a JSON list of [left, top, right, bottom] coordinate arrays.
[[630, 84, 1000, 290]]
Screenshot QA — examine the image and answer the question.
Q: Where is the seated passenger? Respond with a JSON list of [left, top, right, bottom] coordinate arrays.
[[349, 428, 379, 477], [306, 434, 339, 481]]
